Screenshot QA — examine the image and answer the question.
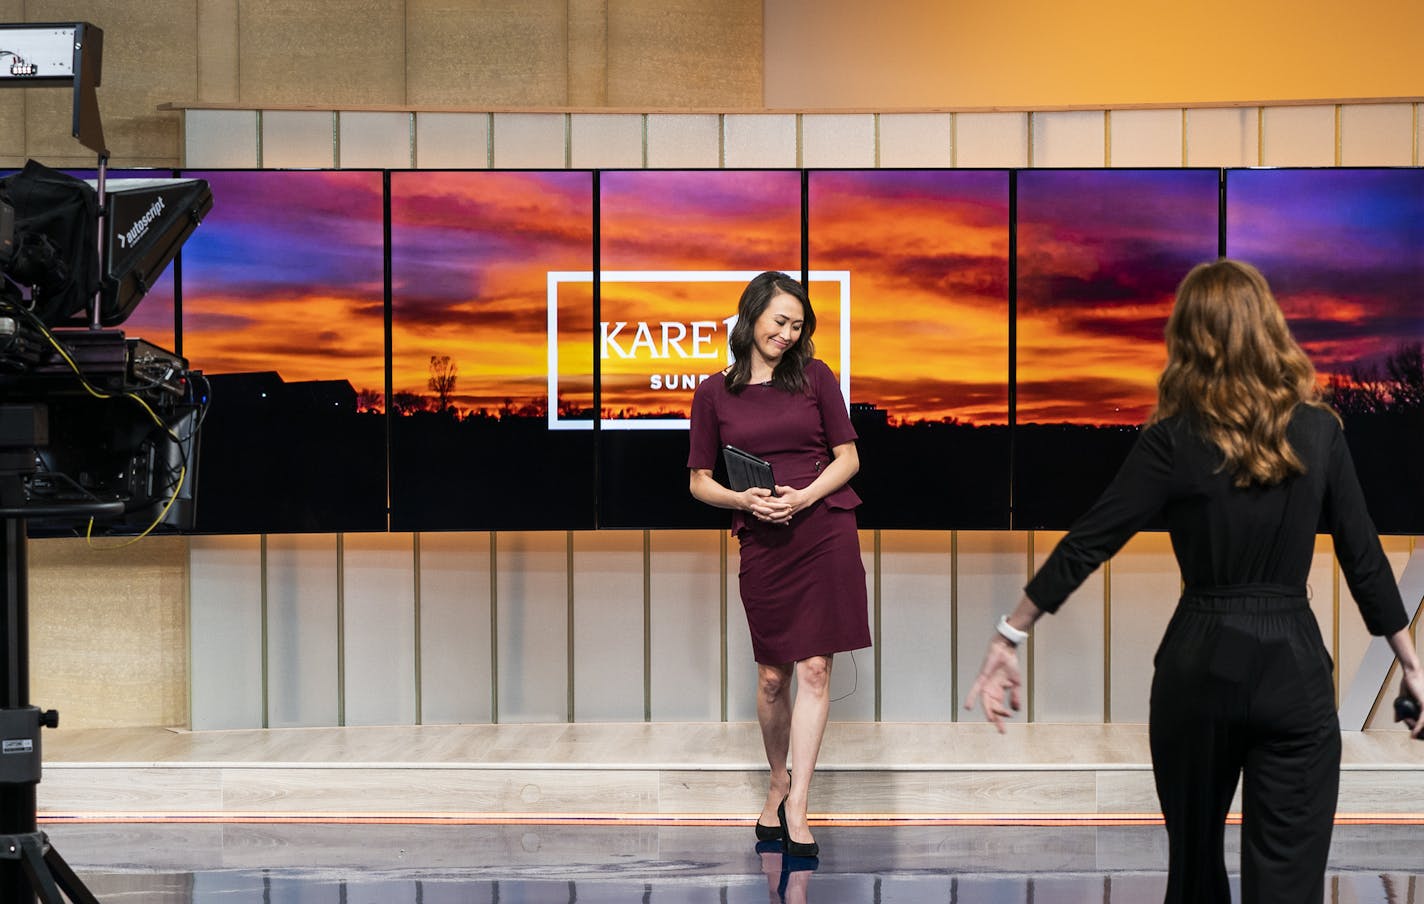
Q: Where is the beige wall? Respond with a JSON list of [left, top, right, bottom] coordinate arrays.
[[764, 0, 1424, 109], [28, 536, 189, 728], [0, 0, 762, 169]]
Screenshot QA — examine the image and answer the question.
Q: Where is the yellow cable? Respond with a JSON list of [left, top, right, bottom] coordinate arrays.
[[84, 465, 186, 550]]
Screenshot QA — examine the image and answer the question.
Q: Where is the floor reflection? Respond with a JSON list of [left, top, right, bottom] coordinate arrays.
[[42, 822, 1424, 904]]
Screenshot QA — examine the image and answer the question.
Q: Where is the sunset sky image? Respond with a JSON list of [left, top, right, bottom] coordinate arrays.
[[1016, 169, 1220, 425], [390, 170, 594, 414], [809, 169, 1010, 425], [1226, 168, 1424, 381], [179, 171, 387, 394]]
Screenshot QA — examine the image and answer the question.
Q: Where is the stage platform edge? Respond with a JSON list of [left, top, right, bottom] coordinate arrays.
[[37, 722, 1424, 822]]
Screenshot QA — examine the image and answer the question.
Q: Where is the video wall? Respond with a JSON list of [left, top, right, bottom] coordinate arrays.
[[91, 166, 1422, 534]]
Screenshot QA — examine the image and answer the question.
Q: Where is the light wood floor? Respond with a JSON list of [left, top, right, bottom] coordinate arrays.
[[38, 722, 1424, 820]]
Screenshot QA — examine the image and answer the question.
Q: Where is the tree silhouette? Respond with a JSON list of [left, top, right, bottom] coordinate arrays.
[[356, 387, 384, 413], [1324, 342, 1424, 415], [391, 391, 430, 415], [428, 355, 458, 413]]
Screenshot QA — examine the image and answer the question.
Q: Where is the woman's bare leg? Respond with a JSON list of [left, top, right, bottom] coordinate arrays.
[[785, 654, 833, 844], [756, 661, 794, 826]]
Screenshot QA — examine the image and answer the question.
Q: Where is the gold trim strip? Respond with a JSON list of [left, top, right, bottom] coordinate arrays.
[[950, 530, 959, 721], [1103, 558, 1112, 724], [332, 111, 340, 168], [1103, 110, 1111, 167], [567, 531, 576, 722], [1181, 108, 1189, 166], [1334, 104, 1343, 166], [260, 534, 269, 729], [413, 533, 422, 725], [643, 530, 652, 722], [1026, 532, 1035, 722], [490, 532, 499, 724], [720, 529, 729, 722], [1257, 107, 1265, 166], [873, 529, 882, 722], [336, 533, 346, 727], [949, 112, 958, 168]]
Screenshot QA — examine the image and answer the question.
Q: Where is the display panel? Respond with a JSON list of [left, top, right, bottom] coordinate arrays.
[[388, 170, 596, 530], [595, 170, 805, 528], [180, 170, 388, 533], [1227, 168, 1424, 533], [809, 169, 1011, 528], [1015, 169, 1221, 528]]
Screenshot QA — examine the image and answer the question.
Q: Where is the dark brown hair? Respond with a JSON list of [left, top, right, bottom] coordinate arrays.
[[724, 271, 817, 395]]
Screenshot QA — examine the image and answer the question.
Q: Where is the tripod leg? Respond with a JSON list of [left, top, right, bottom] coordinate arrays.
[[18, 835, 63, 904], [44, 842, 103, 904]]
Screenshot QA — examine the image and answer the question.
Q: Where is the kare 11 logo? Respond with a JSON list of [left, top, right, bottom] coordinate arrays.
[[546, 270, 851, 430]]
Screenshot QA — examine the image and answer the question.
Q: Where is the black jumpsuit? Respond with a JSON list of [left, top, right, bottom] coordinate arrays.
[[1025, 404, 1409, 904]]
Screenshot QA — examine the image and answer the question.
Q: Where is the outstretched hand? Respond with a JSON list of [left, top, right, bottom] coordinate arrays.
[[964, 637, 1023, 733]]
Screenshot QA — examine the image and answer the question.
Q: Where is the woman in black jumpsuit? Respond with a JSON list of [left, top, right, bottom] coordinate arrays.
[[966, 260, 1424, 903]]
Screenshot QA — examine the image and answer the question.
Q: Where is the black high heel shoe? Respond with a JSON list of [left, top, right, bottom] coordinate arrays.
[[755, 818, 784, 842], [754, 771, 790, 841], [777, 797, 819, 858]]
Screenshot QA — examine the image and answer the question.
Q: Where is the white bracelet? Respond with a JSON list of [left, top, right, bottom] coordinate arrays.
[[996, 614, 1029, 647]]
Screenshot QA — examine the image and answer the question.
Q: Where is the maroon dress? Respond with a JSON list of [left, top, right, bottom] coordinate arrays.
[[688, 358, 872, 664]]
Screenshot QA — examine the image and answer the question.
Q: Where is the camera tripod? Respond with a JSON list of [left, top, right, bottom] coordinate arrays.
[[1, 513, 106, 903]]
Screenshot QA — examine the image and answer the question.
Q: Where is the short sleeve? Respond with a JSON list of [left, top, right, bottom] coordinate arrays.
[[813, 360, 857, 447], [687, 378, 721, 470]]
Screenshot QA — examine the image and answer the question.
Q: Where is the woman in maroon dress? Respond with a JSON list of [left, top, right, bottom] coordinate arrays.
[[688, 271, 871, 859]]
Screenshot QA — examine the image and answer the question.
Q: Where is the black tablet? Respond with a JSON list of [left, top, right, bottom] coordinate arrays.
[[722, 445, 777, 494]]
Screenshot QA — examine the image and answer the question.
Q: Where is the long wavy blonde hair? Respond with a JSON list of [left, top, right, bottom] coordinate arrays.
[[1148, 259, 1338, 487]]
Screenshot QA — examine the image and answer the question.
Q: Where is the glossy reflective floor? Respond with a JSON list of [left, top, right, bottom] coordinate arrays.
[[35, 822, 1424, 903]]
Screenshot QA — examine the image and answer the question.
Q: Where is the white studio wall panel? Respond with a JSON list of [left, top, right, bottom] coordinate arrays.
[[877, 113, 953, 168], [1105, 532, 1180, 724], [265, 534, 340, 727], [829, 531, 876, 723], [954, 531, 1031, 717], [338, 112, 414, 168], [801, 113, 876, 168], [417, 532, 495, 724], [414, 113, 492, 169], [1109, 109, 1184, 167], [954, 112, 1029, 168], [1261, 105, 1337, 167], [342, 533, 419, 726], [1031, 111, 1106, 168], [649, 530, 724, 721], [261, 111, 337, 168], [722, 114, 798, 167], [1185, 107, 1260, 168], [646, 114, 722, 168], [570, 113, 645, 169], [572, 530, 646, 722], [183, 109, 259, 168], [1340, 103, 1416, 166], [492, 113, 568, 169], [877, 530, 954, 722], [189, 535, 264, 730], [1031, 530, 1107, 724], [496, 530, 571, 722]]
